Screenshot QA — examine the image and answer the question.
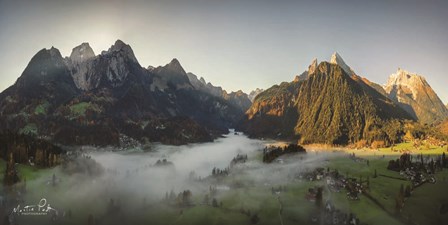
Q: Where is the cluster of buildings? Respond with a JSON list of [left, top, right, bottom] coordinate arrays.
[[387, 153, 440, 187], [399, 167, 436, 187], [297, 168, 326, 182], [301, 167, 364, 201]]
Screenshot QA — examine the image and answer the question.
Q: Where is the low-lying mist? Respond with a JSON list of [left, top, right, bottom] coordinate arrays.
[[11, 132, 340, 225]]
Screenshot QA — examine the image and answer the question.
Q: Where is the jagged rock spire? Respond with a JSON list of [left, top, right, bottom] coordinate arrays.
[[330, 52, 353, 75], [308, 58, 318, 74]]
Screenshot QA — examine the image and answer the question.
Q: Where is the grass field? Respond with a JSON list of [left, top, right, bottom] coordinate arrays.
[[326, 153, 448, 225]]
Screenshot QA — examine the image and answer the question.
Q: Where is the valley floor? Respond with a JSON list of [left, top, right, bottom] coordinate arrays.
[[1, 140, 447, 225]]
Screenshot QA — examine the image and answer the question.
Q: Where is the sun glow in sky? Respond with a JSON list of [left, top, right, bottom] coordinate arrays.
[[0, 0, 447, 103]]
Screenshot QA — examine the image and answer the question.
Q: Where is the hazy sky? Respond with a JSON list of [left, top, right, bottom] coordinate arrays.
[[0, 0, 447, 102]]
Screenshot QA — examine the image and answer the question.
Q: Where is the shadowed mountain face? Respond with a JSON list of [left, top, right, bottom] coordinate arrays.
[[240, 55, 413, 145], [2, 47, 79, 106], [384, 69, 448, 124], [0, 40, 248, 146]]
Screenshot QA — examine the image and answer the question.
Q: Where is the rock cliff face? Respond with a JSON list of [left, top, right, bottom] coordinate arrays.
[[240, 55, 413, 145], [384, 68, 448, 124], [0, 40, 248, 147], [69, 42, 95, 64]]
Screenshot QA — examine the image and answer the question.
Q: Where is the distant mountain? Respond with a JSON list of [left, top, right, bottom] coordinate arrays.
[[0, 40, 247, 146], [222, 90, 252, 113], [240, 53, 413, 145], [248, 88, 264, 102], [186, 73, 251, 112], [384, 68, 448, 124]]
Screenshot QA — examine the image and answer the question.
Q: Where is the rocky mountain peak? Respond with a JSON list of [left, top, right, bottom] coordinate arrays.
[[387, 68, 427, 86], [165, 58, 186, 75], [297, 58, 319, 81], [103, 39, 138, 63], [70, 42, 95, 64], [385, 68, 427, 100], [26, 47, 65, 72], [234, 90, 245, 95], [49, 46, 62, 58], [13, 45, 78, 102], [330, 52, 342, 64], [384, 68, 448, 123], [110, 39, 128, 51], [308, 58, 318, 74], [69, 40, 143, 91], [330, 52, 353, 75], [248, 88, 264, 102], [29, 47, 63, 62]]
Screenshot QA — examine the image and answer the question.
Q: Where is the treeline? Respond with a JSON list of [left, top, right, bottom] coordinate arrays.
[[387, 152, 448, 173], [0, 132, 63, 185], [163, 190, 193, 207], [0, 131, 63, 167], [262, 144, 306, 163]]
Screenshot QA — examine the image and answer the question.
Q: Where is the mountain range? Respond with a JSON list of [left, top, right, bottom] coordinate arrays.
[[240, 53, 447, 145], [0, 42, 447, 147], [0, 40, 251, 146]]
